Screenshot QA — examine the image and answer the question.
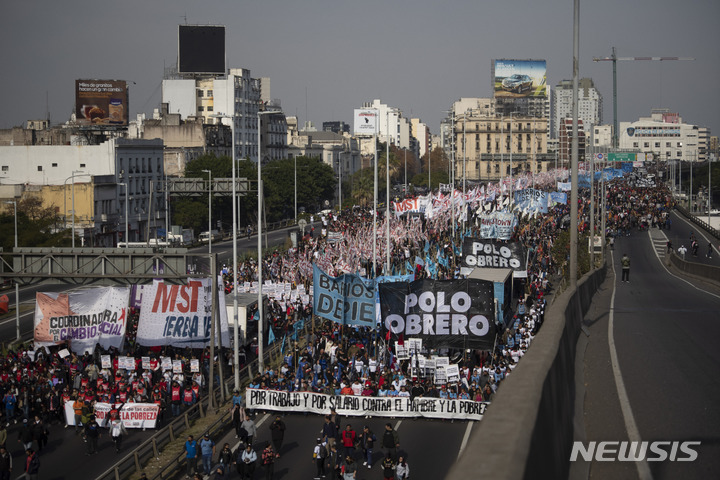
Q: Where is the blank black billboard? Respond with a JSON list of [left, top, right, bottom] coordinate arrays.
[[178, 25, 225, 75]]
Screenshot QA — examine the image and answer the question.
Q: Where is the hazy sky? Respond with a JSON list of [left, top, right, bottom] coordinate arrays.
[[2, 0, 718, 137]]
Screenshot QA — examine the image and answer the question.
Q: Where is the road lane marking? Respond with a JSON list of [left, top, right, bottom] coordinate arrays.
[[457, 421, 474, 460], [609, 250, 652, 480], [231, 412, 270, 452]]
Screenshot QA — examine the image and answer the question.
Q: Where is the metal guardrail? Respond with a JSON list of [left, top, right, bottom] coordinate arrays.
[[675, 205, 720, 239], [95, 320, 312, 480]]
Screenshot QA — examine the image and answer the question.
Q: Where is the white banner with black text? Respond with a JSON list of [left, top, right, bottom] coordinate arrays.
[[246, 388, 488, 421]]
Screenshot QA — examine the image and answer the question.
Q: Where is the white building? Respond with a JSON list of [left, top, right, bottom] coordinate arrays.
[[619, 110, 706, 162], [553, 78, 602, 139], [361, 99, 414, 150], [0, 138, 166, 246], [162, 68, 287, 163], [591, 125, 614, 149]]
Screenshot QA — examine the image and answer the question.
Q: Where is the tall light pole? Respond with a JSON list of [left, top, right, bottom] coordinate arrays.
[[386, 111, 390, 274], [294, 154, 298, 224], [257, 109, 278, 373], [4, 200, 20, 341], [202, 169, 212, 254], [70, 170, 83, 248], [118, 183, 128, 246], [709, 154, 715, 224], [463, 112, 467, 232], [569, 0, 580, 289], [373, 109, 379, 278], [211, 110, 241, 389]]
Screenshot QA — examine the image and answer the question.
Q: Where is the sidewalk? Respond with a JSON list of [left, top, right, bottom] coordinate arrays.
[[572, 264, 638, 480]]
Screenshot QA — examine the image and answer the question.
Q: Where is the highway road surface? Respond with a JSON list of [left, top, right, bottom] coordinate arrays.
[[580, 215, 720, 479]]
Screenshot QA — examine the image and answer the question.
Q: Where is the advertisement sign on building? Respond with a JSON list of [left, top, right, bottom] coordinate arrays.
[[178, 25, 226, 75], [353, 109, 378, 135], [493, 59, 547, 98], [75, 80, 128, 126]]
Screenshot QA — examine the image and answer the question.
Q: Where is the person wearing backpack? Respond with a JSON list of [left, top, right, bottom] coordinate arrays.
[[312, 437, 327, 479], [358, 425, 376, 468]]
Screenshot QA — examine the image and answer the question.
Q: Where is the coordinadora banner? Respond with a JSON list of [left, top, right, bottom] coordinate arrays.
[[136, 277, 230, 348], [34, 287, 130, 354], [379, 279, 496, 350], [64, 401, 159, 429], [313, 264, 375, 328], [246, 388, 488, 421]]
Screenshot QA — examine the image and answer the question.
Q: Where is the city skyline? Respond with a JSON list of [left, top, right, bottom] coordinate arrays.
[[1, 0, 718, 140]]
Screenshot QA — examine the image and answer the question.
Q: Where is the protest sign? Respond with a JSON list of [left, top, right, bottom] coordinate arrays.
[[161, 357, 172, 371], [101, 355, 111, 369], [513, 188, 548, 214], [380, 279, 496, 350], [246, 388, 488, 421], [461, 238, 527, 277], [64, 402, 159, 429], [34, 287, 129, 354], [313, 264, 375, 328], [118, 356, 135, 371], [136, 278, 230, 348], [478, 211, 517, 240]]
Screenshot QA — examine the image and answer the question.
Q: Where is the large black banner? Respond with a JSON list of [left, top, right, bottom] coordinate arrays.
[[461, 238, 527, 277], [379, 279, 496, 350]]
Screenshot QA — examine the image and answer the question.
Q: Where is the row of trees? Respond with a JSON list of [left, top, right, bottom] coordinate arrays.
[[173, 144, 452, 232]]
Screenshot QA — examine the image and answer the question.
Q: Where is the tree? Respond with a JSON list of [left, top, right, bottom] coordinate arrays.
[[1, 197, 67, 250], [175, 154, 234, 233], [262, 156, 336, 221]]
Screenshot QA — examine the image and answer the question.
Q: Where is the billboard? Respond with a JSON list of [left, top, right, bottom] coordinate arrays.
[[354, 109, 378, 135], [178, 25, 226, 75], [75, 80, 128, 126], [493, 59, 547, 98]]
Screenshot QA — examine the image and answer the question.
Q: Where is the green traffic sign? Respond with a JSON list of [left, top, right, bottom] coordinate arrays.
[[608, 152, 636, 162]]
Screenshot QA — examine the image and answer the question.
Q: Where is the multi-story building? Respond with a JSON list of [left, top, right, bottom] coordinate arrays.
[[451, 110, 551, 182], [558, 118, 586, 167], [619, 109, 706, 162], [130, 103, 232, 176], [0, 137, 166, 246], [410, 118, 430, 161], [162, 68, 287, 163], [591, 125, 614, 149], [322, 121, 350, 135], [553, 78, 602, 139]]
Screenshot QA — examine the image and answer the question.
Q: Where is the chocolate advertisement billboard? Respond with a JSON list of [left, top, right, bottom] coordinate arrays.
[[75, 79, 128, 126]]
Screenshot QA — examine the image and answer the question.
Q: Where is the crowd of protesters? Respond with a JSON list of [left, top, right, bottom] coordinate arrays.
[[0, 166, 679, 478]]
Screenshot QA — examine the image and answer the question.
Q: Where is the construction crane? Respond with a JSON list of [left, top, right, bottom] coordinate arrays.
[[593, 47, 694, 148]]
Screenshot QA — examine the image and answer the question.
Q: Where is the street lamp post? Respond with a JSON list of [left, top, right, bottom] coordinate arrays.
[[202, 170, 212, 254], [118, 183, 128, 246], [4, 200, 20, 341], [257, 109, 278, 373], [212, 110, 241, 389], [70, 170, 83, 248]]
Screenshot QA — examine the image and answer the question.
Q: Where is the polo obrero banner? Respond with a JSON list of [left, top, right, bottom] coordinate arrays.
[[379, 278, 497, 350], [461, 238, 527, 277]]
